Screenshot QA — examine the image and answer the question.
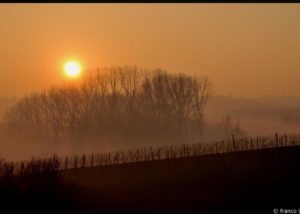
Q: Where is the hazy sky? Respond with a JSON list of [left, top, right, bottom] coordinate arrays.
[[1, 4, 300, 97]]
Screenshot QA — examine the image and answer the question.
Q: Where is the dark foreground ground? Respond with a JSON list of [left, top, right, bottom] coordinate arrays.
[[61, 146, 300, 211], [1, 146, 300, 211]]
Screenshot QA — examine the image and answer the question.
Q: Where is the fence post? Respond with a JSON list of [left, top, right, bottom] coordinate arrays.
[[74, 155, 78, 168], [65, 156, 68, 170], [108, 153, 111, 165], [82, 154, 86, 168], [227, 139, 230, 152], [285, 134, 288, 146], [232, 135, 236, 152], [91, 153, 94, 167]]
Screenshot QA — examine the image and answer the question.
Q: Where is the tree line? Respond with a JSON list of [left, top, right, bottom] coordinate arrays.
[[4, 66, 212, 143]]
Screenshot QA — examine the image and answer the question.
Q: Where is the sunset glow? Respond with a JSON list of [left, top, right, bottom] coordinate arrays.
[[0, 4, 300, 210], [64, 61, 81, 78]]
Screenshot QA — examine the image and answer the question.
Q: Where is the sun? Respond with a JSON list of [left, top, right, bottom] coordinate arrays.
[[64, 61, 81, 78]]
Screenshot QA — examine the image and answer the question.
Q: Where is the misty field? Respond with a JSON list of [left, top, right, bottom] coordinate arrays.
[[0, 133, 300, 210], [0, 67, 299, 211], [2, 4, 300, 213]]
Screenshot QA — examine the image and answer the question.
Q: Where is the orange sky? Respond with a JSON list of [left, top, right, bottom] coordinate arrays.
[[1, 4, 300, 97]]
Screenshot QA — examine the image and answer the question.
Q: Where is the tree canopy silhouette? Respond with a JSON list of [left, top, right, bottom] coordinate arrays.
[[4, 66, 212, 143]]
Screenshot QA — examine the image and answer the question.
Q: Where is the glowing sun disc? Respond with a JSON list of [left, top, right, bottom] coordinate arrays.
[[64, 61, 81, 78]]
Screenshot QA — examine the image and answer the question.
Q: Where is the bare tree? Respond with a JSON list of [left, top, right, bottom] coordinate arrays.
[[192, 76, 212, 138], [221, 114, 246, 139], [3, 66, 213, 144]]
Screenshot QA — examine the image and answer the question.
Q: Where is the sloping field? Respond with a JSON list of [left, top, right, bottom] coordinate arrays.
[[61, 145, 300, 211]]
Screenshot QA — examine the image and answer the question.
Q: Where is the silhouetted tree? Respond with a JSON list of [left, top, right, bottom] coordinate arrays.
[[3, 66, 212, 143]]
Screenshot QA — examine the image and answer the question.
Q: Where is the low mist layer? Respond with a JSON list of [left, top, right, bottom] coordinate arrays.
[[1, 66, 212, 161], [0, 66, 300, 161]]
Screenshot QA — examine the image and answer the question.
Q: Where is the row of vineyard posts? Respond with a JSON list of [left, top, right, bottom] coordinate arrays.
[[0, 132, 299, 177]]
